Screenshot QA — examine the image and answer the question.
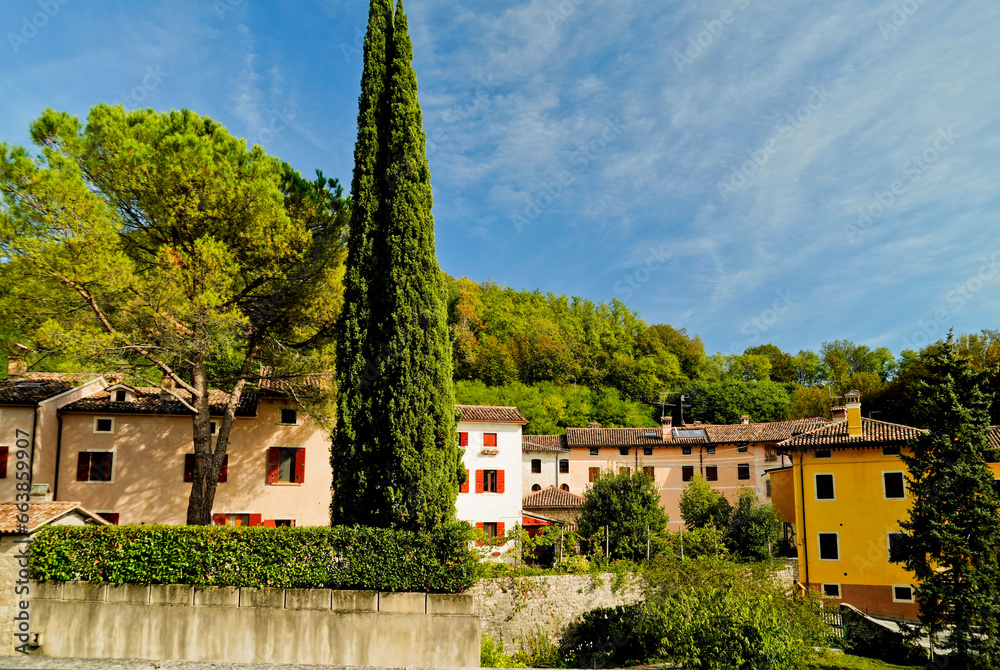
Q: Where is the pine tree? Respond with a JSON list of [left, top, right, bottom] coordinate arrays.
[[332, 0, 462, 531], [897, 335, 1000, 668]]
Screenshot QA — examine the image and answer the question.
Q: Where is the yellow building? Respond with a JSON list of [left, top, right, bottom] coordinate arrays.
[[773, 391, 947, 620]]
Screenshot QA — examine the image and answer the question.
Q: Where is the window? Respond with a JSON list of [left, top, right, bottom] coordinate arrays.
[[682, 447, 692, 455], [589, 447, 599, 456], [211, 513, 262, 526], [893, 585, 914, 602], [97, 512, 120, 525], [618, 466, 631, 476], [483, 433, 498, 447], [531, 459, 542, 473], [210, 421, 217, 436], [280, 408, 297, 425], [559, 459, 569, 474], [737, 463, 750, 480], [883, 472, 906, 499], [532, 484, 541, 491], [765, 479, 772, 497], [476, 469, 504, 493], [643, 466, 655, 479], [458, 432, 469, 447], [184, 454, 228, 483], [887, 532, 906, 563], [882, 446, 900, 456], [619, 447, 629, 456], [705, 465, 718, 482], [560, 483, 569, 491], [273, 519, 295, 527], [93, 417, 114, 434], [815, 474, 835, 500], [589, 467, 600, 482], [0, 446, 7, 479], [818, 533, 840, 561], [482, 522, 498, 539], [228, 514, 250, 526], [765, 449, 778, 463], [76, 452, 113, 482], [682, 465, 694, 482], [115, 390, 127, 402], [706, 446, 716, 455], [267, 447, 305, 484], [737, 444, 748, 453], [815, 449, 832, 459], [821, 583, 841, 598], [643, 447, 653, 456]]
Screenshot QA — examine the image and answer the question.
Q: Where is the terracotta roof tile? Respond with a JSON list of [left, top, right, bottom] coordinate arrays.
[[778, 418, 926, 451], [565, 427, 689, 447], [0, 501, 110, 534], [561, 418, 830, 448], [456, 405, 528, 424], [522, 487, 585, 509], [60, 387, 258, 417], [0, 373, 104, 406], [522, 435, 568, 452]]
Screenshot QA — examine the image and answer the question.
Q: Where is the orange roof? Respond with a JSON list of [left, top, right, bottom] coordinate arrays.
[[522, 486, 585, 509], [0, 501, 110, 534], [456, 405, 528, 424], [522, 435, 568, 452], [778, 418, 926, 451]]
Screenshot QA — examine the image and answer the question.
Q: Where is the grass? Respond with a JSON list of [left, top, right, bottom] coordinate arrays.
[[804, 653, 925, 670]]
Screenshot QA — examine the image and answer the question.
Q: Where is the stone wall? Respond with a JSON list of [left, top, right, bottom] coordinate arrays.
[[0, 536, 29, 656], [472, 573, 642, 653], [26, 582, 478, 668]]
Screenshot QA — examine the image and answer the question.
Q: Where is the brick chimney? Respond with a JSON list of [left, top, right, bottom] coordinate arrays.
[[660, 415, 672, 441], [160, 377, 176, 402], [7, 359, 26, 380], [843, 390, 862, 437], [740, 415, 750, 425], [587, 421, 600, 429], [831, 406, 847, 421]]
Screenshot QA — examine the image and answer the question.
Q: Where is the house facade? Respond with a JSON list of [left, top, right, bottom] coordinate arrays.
[[522, 434, 570, 494], [455, 405, 527, 556]]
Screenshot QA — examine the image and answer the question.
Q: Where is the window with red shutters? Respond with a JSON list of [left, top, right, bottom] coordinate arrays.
[[458, 432, 469, 447], [706, 465, 719, 482], [263, 519, 277, 527], [268, 447, 304, 483], [0, 446, 7, 479], [248, 514, 263, 527], [589, 467, 600, 482], [294, 448, 305, 483], [643, 466, 655, 479], [497, 470, 505, 494], [497, 522, 505, 539], [483, 470, 499, 493], [76, 452, 113, 482], [211, 513, 227, 525], [185, 454, 228, 483], [267, 447, 280, 483], [475, 469, 484, 493], [483, 433, 497, 447], [460, 470, 469, 493], [618, 466, 631, 476], [738, 463, 750, 480], [682, 465, 694, 482]]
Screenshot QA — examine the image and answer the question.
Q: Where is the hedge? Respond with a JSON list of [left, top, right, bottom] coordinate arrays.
[[29, 522, 477, 593]]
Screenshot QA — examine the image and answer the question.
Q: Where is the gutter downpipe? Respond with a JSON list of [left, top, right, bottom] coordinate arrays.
[[799, 449, 809, 588], [53, 412, 64, 499]]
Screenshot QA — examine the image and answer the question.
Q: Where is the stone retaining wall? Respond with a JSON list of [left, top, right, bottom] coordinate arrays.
[[26, 581, 478, 667]]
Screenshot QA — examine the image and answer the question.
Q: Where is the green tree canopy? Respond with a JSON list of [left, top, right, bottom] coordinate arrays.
[[726, 489, 780, 561], [679, 474, 732, 530], [576, 468, 669, 561]]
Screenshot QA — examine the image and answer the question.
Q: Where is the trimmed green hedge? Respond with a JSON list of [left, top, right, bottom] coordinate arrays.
[[30, 522, 477, 593]]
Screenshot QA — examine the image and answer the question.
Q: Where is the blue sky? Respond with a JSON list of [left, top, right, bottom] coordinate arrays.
[[3, 1, 1000, 359]]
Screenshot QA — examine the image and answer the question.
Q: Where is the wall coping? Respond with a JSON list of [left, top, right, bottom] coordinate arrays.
[[29, 581, 473, 615]]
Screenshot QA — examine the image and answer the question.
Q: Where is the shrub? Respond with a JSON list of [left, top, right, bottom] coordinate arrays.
[[559, 604, 658, 668], [30, 522, 477, 593]]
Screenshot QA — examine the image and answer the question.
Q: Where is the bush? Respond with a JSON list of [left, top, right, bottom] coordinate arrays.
[[559, 604, 658, 668], [30, 522, 477, 593]]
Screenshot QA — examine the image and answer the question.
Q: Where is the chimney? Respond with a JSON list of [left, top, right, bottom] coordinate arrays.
[[160, 377, 176, 401], [740, 415, 750, 425], [843, 390, 862, 437], [7, 359, 26, 380], [831, 406, 847, 421], [692, 421, 702, 426], [660, 415, 673, 441], [587, 421, 600, 429]]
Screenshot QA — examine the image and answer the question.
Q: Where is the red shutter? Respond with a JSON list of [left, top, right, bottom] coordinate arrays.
[[644, 466, 655, 479], [211, 513, 226, 526], [475, 522, 484, 546], [497, 470, 505, 494], [218, 455, 228, 483], [248, 514, 263, 527], [483, 433, 497, 447], [263, 519, 276, 527], [184, 454, 195, 482], [497, 522, 505, 539], [77, 453, 90, 481], [0, 446, 8, 479], [475, 469, 484, 493], [460, 469, 469, 494], [459, 432, 468, 447], [267, 447, 280, 483], [294, 448, 306, 483]]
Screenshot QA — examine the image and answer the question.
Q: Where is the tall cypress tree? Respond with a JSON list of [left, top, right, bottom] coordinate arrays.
[[332, 0, 462, 531], [896, 335, 1000, 668]]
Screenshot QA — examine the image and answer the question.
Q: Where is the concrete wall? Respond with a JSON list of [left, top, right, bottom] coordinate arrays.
[[57, 397, 332, 526], [27, 582, 479, 667]]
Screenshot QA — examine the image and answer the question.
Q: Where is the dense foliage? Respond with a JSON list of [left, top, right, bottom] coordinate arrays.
[[332, 0, 461, 531], [576, 469, 670, 561], [679, 477, 780, 561], [30, 523, 477, 593]]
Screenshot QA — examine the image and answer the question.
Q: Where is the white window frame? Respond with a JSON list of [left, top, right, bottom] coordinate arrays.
[[892, 584, 915, 603], [821, 583, 841, 598], [78, 449, 116, 484], [92, 417, 115, 434], [817, 532, 840, 561], [882, 471, 907, 500], [814, 473, 836, 501]]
